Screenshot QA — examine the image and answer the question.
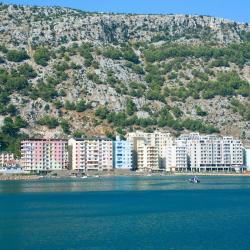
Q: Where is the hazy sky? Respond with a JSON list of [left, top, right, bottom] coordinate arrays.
[[3, 0, 250, 23]]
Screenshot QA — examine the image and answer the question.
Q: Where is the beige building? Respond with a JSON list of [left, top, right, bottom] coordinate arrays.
[[68, 138, 113, 171], [127, 131, 173, 171], [144, 145, 159, 171]]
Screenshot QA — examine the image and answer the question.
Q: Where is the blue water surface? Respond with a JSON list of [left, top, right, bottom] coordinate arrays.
[[1, 176, 250, 250]]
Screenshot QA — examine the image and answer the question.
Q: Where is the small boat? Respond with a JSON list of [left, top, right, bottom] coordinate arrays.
[[188, 176, 200, 183], [81, 176, 88, 179]]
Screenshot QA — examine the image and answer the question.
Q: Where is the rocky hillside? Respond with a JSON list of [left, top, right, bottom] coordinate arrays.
[[0, 3, 249, 155]]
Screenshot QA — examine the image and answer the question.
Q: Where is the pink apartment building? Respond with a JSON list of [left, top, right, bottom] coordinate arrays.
[[21, 139, 68, 171], [68, 138, 113, 171]]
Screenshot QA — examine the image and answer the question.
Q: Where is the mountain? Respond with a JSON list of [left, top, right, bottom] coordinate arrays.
[[0, 3, 249, 155]]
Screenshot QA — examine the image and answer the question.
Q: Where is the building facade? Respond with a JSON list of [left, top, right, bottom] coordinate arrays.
[[127, 131, 173, 171], [177, 133, 244, 172], [143, 145, 159, 171], [245, 148, 250, 171], [68, 138, 113, 171], [166, 141, 188, 172], [113, 138, 132, 169], [0, 153, 15, 167], [21, 139, 68, 171]]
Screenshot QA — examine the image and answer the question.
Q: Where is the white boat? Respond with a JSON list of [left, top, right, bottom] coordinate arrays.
[[188, 176, 200, 183]]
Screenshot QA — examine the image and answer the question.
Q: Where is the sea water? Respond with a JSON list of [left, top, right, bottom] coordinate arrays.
[[1, 176, 250, 250]]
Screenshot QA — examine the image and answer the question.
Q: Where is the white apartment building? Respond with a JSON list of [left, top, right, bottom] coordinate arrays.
[[166, 141, 188, 172], [245, 148, 250, 171], [127, 131, 173, 170], [177, 133, 244, 172], [68, 138, 113, 171], [0, 153, 15, 167]]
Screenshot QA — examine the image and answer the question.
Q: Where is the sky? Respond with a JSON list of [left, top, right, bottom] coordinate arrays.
[[3, 0, 250, 23]]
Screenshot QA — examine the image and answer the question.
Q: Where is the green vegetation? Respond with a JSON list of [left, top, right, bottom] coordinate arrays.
[[64, 100, 90, 112], [195, 105, 208, 116], [103, 47, 123, 60], [0, 116, 28, 156], [64, 101, 76, 111], [18, 64, 37, 78], [37, 116, 59, 129], [34, 47, 50, 66], [144, 42, 250, 66], [60, 120, 71, 134], [30, 82, 58, 101], [75, 100, 89, 112], [0, 56, 5, 64], [168, 71, 250, 100], [103, 45, 139, 63], [126, 99, 137, 115], [95, 105, 219, 134], [230, 98, 250, 121], [0, 68, 30, 100], [79, 42, 95, 67], [6, 49, 29, 62], [172, 106, 183, 118]]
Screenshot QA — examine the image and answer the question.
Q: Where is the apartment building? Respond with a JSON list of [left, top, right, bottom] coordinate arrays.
[[143, 145, 159, 171], [177, 133, 244, 172], [166, 141, 188, 172], [245, 148, 250, 171], [113, 138, 133, 169], [127, 131, 173, 170], [0, 152, 15, 167], [21, 139, 68, 171], [68, 138, 113, 171]]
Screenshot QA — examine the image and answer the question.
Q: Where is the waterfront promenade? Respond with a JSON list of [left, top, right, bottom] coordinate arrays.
[[1, 170, 250, 181]]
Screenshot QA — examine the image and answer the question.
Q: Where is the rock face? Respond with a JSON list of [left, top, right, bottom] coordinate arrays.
[[0, 5, 249, 46], [1, 5, 249, 46], [0, 3, 249, 143]]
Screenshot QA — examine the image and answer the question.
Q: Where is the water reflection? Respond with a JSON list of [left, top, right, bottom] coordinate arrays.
[[1, 176, 250, 194]]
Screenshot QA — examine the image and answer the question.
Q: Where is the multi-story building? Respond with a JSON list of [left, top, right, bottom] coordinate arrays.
[[177, 133, 244, 172], [113, 138, 133, 169], [127, 131, 173, 170], [166, 141, 188, 172], [143, 145, 159, 171], [68, 138, 113, 171], [0, 153, 16, 167], [244, 148, 250, 171], [21, 139, 68, 171]]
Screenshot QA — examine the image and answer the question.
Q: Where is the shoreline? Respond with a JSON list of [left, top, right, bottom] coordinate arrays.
[[1, 171, 250, 181]]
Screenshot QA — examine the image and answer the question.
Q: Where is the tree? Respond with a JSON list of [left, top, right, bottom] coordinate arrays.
[[6, 104, 18, 116], [60, 120, 71, 134], [64, 101, 76, 110], [95, 106, 109, 119], [195, 105, 208, 116], [18, 64, 37, 78], [76, 100, 88, 112], [34, 47, 50, 66], [172, 106, 183, 118], [7, 49, 29, 62], [103, 48, 123, 60], [37, 116, 59, 129], [126, 99, 137, 116]]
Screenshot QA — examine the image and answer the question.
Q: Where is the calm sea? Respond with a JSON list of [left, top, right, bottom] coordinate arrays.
[[1, 176, 250, 250]]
